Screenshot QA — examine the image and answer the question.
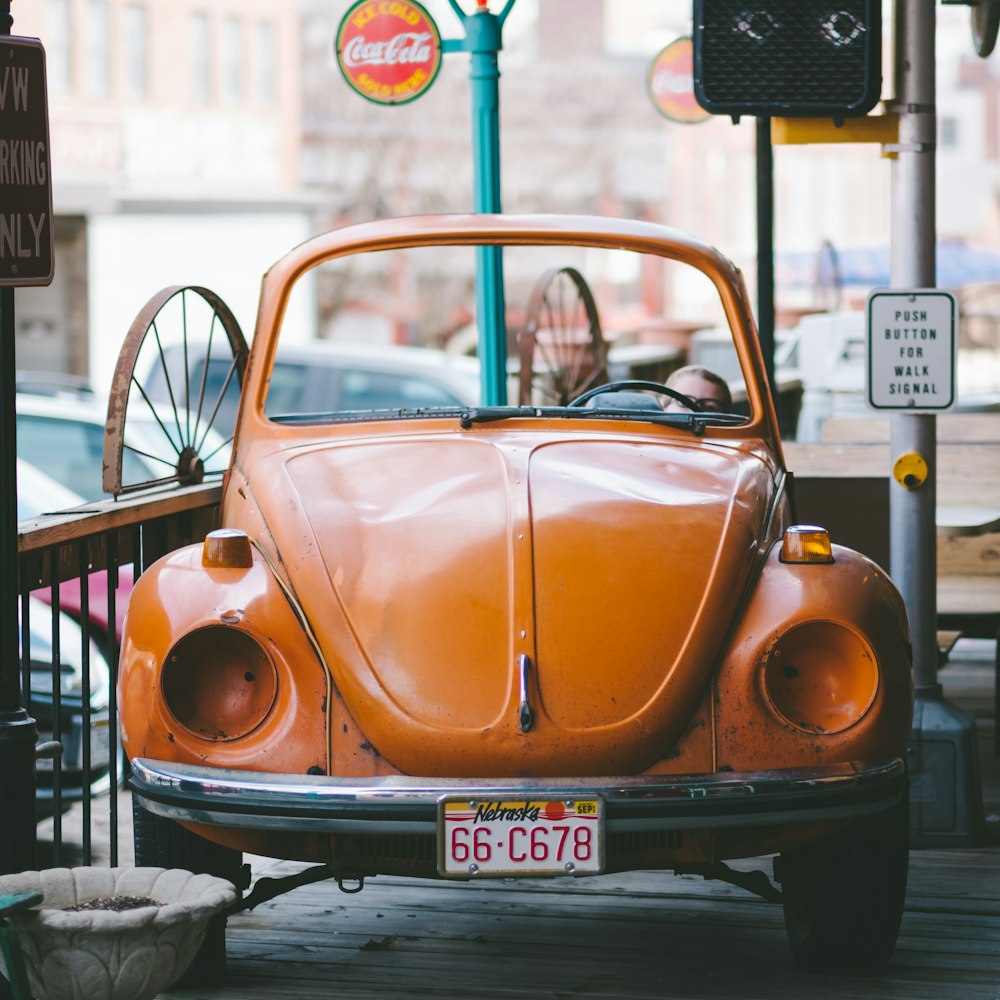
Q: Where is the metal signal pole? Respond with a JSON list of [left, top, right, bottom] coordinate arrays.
[[891, 0, 984, 845]]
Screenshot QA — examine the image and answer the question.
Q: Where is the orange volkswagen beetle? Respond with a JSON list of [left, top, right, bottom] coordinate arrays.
[[113, 215, 913, 982]]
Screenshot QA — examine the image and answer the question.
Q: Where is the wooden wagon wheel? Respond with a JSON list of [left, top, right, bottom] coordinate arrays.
[[518, 266, 609, 405], [103, 286, 249, 497]]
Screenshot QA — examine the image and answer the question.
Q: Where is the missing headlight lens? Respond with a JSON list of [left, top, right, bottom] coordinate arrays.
[[162, 626, 277, 741], [763, 621, 878, 734]]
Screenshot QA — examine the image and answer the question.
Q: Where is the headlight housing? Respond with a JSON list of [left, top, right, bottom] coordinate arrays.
[[763, 621, 879, 734], [162, 625, 277, 741]]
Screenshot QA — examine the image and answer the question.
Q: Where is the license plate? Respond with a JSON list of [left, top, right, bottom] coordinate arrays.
[[86, 715, 111, 770], [37, 713, 110, 772], [439, 797, 603, 877]]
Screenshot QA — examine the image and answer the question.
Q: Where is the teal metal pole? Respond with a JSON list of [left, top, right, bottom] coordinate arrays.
[[468, 11, 506, 405], [445, 1, 515, 405]]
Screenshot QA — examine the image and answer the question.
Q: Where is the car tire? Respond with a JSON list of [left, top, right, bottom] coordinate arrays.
[[776, 792, 909, 974], [132, 796, 247, 986]]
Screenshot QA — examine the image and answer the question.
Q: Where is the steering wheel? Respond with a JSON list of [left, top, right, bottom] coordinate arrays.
[[568, 379, 700, 410]]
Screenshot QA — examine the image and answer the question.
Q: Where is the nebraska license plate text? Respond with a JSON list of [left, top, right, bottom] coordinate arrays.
[[439, 798, 603, 877]]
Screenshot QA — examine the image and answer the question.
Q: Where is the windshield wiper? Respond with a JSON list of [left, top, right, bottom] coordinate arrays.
[[458, 405, 730, 434], [459, 407, 539, 427], [273, 405, 745, 434], [271, 407, 469, 425], [572, 406, 708, 432]]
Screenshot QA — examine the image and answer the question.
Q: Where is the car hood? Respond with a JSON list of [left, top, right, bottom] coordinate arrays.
[[246, 432, 776, 776]]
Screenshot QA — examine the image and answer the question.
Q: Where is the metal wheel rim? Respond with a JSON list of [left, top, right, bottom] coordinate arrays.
[[518, 266, 608, 405], [103, 286, 248, 497]]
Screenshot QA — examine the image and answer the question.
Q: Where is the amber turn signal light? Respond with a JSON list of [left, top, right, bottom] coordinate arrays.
[[202, 528, 254, 569], [780, 525, 833, 564]]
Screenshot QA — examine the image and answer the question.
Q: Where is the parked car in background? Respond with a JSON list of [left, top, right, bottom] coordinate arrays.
[[17, 457, 134, 655], [16, 390, 165, 502], [16, 383, 232, 502], [22, 596, 115, 819], [139, 327, 680, 439], [117, 215, 913, 983], [141, 339, 484, 437], [16, 457, 84, 520]]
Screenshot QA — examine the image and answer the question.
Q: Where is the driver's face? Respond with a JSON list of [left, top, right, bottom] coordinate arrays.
[[664, 373, 727, 412]]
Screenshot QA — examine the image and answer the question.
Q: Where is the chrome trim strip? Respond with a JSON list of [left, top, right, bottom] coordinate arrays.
[[130, 757, 906, 835], [517, 653, 533, 733], [767, 466, 788, 543]]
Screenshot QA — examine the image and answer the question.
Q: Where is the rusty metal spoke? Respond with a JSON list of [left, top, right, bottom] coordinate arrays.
[[519, 266, 608, 405], [103, 286, 248, 496]]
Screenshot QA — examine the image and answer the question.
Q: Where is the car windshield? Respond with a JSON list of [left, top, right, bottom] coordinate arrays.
[[262, 241, 753, 429]]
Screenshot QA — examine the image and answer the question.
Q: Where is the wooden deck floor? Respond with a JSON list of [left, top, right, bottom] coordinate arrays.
[[45, 643, 1000, 999]]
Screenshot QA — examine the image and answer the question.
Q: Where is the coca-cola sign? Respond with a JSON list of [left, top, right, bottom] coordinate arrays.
[[647, 38, 710, 125], [336, 1, 441, 105]]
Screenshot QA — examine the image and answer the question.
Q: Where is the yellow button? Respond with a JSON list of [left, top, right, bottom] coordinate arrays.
[[893, 452, 928, 490]]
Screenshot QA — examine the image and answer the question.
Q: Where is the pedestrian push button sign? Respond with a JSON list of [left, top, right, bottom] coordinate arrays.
[[866, 289, 956, 411]]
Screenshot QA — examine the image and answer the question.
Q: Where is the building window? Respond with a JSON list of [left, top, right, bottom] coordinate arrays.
[[125, 4, 147, 99], [47, 0, 72, 94], [223, 16, 243, 104], [191, 12, 211, 103], [87, 0, 111, 98], [257, 20, 275, 106]]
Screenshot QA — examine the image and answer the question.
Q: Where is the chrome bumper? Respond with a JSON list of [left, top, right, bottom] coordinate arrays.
[[129, 757, 907, 834]]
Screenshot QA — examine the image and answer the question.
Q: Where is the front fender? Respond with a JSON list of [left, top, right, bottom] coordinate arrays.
[[713, 542, 914, 771], [118, 542, 330, 776]]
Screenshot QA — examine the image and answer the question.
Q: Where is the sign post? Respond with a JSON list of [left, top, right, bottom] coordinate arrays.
[[336, 0, 516, 405], [0, 27, 52, 875], [886, 0, 984, 846]]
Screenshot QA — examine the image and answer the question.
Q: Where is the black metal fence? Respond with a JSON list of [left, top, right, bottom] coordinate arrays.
[[15, 483, 221, 868]]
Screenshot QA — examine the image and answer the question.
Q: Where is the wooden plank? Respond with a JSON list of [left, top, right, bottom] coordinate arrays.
[[156, 853, 1000, 1000], [820, 413, 1000, 443], [784, 442, 1000, 508], [938, 506, 1000, 538], [784, 441, 890, 477], [17, 481, 222, 554], [938, 630, 963, 665], [938, 576, 1000, 616], [938, 533, 1000, 577]]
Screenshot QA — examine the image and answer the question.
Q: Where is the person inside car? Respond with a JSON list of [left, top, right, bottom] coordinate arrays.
[[663, 365, 733, 413]]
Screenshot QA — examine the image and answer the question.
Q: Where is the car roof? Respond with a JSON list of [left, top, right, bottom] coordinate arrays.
[[15, 390, 108, 422], [16, 457, 86, 519]]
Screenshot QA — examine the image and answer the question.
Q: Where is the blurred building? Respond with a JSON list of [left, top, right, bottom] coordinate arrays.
[[300, 1, 1000, 340], [13, 1, 1000, 377], [14, 0, 311, 394]]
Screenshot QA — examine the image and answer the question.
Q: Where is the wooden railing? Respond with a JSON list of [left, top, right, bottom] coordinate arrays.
[[15, 482, 222, 866]]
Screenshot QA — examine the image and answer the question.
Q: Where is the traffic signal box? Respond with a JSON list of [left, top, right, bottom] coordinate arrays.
[[693, 1, 882, 121]]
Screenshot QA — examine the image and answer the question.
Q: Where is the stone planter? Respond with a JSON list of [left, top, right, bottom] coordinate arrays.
[[0, 867, 237, 1000]]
